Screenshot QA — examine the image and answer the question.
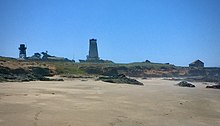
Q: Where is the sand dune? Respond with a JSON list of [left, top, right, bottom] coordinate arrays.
[[0, 78, 219, 126]]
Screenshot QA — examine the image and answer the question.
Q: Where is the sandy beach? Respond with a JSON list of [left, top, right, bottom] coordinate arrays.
[[0, 78, 219, 126]]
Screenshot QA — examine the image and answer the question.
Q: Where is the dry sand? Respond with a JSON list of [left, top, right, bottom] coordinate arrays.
[[0, 78, 219, 126]]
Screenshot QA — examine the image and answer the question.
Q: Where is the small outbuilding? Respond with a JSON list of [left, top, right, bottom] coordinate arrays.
[[189, 60, 204, 68]]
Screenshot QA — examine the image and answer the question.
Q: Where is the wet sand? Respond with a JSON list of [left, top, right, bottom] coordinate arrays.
[[0, 78, 219, 126]]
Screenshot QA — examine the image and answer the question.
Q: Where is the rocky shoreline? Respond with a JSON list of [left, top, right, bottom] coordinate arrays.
[[1, 57, 220, 85], [0, 66, 63, 82]]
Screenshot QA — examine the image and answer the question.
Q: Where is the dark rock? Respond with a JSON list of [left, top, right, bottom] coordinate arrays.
[[61, 74, 93, 79], [98, 74, 144, 85], [145, 60, 151, 63], [176, 81, 195, 88], [50, 78, 64, 81], [102, 67, 118, 76], [188, 69, 206, 76], [12, 68, 28, 75], [79, 66, 102, 75], [115, 74, 126, 78], [206, 84, 220, 89], [39, 77, 51, 81], [30, 67, 53, 76], [116, 66, 128, 71], [0, 66, 11, 74]]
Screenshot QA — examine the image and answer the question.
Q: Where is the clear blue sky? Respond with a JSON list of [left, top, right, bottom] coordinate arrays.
[[0, 0, 220, 66]]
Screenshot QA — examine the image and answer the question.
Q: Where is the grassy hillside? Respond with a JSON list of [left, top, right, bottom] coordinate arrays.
[[1, 56, 220, 82], [0, 56, 181, 77], [3, 56, 219, 77], [46, 61, 180, 77]]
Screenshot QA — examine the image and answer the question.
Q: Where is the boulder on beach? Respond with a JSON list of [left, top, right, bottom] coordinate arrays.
[[206, 84, 220, 89], [97, 74, 144, 85], [175, 81, 195, 88]]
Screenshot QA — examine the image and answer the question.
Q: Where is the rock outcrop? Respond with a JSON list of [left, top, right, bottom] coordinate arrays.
[[175, 81, 195, 88], [0, 66, 62, 82], [97, 74, 144, 85], [206, 84, 220, 89]]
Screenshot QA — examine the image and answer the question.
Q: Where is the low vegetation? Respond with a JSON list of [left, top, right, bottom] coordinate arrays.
[[1, 56, 220, 84]]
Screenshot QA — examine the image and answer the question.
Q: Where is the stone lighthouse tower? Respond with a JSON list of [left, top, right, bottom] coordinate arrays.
[[18, 44, 27, 59], [87, 39, 99, 61]]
